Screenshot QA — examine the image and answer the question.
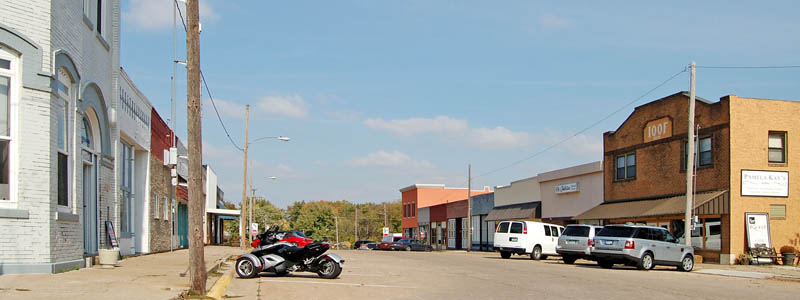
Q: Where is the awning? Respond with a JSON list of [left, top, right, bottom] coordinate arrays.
[[485, 202, 541, 221], [207, 208, 241, 217], [573, 190, 728, 220]]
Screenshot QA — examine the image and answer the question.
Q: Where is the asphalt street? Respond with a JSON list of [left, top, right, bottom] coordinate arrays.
[[225, 249, 799, 300]]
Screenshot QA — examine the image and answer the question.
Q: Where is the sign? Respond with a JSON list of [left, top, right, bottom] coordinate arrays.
[[643, 117, 672, 143], [745, 212, 771, 249], [383, 227, 390, 237], [741, 170, 789, 197], [250, 223, 258, 236], [555, 182, 579, 194], [106, 221, 119, 248]]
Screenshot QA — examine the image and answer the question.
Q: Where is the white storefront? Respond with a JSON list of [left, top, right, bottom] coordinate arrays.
[[204, 165, 239, 244], [117, 69, 152, 255]]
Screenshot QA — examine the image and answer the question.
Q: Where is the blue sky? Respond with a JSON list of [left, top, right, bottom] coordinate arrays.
[[121, 1, 800, 208]]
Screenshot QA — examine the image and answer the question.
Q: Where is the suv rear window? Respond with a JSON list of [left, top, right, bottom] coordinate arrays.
[[497, 222, 510, 233], [596, 226, 636, 238], [510, 222, 523, 234], [562, 226, 590, 237]]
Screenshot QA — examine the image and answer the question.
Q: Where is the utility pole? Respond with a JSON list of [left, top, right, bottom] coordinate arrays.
[[354, 204, 359, 241], [383, 203, 388, 227], [466, 164, 471, 252], [684, 61, 696, 247], [240, 105, 250, 249], [185, 0, 206, 294], [334, 216, 339, 249], [249, 161, 255, 243]]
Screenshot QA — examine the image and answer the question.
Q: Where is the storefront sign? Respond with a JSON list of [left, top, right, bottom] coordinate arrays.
[[741, 170, 789, 197], [643, 117, 672, 143], [745, 212, 771, 249], [555, 182, 579, 194]]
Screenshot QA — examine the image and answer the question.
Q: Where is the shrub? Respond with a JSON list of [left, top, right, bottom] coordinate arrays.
[[737, 253, 752, 265], [779, 245, 797, 254]]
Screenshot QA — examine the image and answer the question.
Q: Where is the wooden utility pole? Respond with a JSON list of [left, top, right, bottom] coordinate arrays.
[[466, 164, 471, 252], [240, 105, 250, 249], [684, 62, 696, 247], [354, 204, 359, 241], [334, 216, 339, 249], [185, 0, 206, 294], [383, 203, 388, 227]]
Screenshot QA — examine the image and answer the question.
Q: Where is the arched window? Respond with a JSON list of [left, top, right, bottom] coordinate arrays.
[[0, 47, 17, 201], [81, 116, 93, 149]]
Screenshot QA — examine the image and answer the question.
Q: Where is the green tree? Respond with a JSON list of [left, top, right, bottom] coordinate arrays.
[[251, 197, 288, 230], [293, 201, 336, 241]]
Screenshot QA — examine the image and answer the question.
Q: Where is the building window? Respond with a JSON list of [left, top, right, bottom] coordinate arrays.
[[0, 52, 16, 202], [770, 204, 786, 219], [412, 202, 416, 217], [163, 196, 169, 220], [120, 141, 133, 233], [153, 194, 159, 219], [56, 69, 72, 207], [683, 136, 712, 169], [615, 153, 636, 180], [768, 132, 786, 163]]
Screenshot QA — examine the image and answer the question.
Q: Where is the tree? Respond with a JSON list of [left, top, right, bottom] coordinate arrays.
[[251, 197, 289, 230], [293, 201, 336, 241]]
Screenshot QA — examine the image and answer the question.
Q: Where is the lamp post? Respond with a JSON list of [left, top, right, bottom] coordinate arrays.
[[240, 122, 289, 248], [249, 176, 278, 242]]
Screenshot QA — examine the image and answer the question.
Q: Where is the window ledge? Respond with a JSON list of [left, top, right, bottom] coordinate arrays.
[[83, 15, 94, 31], [57, 211, 79, 222], [0, 208, 30, 219], [768, 163, 787, 167], [95, 33, 110, 51], [613, 178, 636, 183]]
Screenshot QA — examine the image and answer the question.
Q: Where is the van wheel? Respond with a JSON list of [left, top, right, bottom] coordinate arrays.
[[530, 246, 542, 260], [598, 259, 614, 269], [500, 251, 511, 259], [678, 255, 694, 272], [638, 252, 654, 270], [563, 256, 577, 264]]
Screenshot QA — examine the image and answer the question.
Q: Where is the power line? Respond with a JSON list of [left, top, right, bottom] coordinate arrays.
[[474, 68, 688, 179], [696, 65, 800, 69], [175, 0, 244, 152]]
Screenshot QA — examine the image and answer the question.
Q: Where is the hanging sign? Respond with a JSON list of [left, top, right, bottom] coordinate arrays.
[[741, 170, 789, 197], [643, 117, 672, 143]]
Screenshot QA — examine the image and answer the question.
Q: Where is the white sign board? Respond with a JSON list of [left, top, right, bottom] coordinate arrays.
[[383, 227, 390, 237], [250, 223, 259, 236], [555, 182, 579, 194], [745, 212, 771, 249], [741, 170, 789, 197]]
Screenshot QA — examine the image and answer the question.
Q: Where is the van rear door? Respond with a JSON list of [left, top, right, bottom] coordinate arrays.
[[493, 221, 511, 249]]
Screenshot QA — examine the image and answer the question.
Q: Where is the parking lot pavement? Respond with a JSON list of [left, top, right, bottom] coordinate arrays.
[[226, 250, 799, 300]]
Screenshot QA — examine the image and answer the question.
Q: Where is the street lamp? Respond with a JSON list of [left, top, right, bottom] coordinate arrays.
[[249, 176, 278, 242]]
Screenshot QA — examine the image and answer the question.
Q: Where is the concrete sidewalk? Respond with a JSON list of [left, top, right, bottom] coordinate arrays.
[[0, 246, 244, 300], [695, 263, 800, 281]]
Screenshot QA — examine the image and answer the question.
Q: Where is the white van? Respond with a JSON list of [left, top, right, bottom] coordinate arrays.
[[493, 221, 564, 260]]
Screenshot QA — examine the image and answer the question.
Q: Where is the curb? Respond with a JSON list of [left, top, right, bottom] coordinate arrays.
[[206, 266, 234, 300]]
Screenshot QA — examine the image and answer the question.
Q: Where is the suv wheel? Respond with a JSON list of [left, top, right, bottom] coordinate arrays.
[[678, 255, 694, 272], [638, 252, 654, 270], [598, 259, 614, 269], [562, 255, 577, 264], [530, 246, 542, 260], [500, 251, 511, 259]]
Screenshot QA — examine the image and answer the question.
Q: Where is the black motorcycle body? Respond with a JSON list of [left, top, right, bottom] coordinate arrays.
[[236, 237, 344, 279]]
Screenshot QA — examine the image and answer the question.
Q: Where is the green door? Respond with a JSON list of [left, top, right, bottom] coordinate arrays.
[[178, 203, 189, 248]]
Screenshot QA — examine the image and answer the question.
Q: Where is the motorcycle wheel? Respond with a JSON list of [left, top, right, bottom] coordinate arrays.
[[316, 259, 342, 279], [236, 258, 258, 279]]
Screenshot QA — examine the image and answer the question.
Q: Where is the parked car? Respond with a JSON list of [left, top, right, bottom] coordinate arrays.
[[353, 240, 375, 249], [556, 224, 603, 264], [592, 225, 694, 271], [278, 230, 313, 247], [360, 242, 378, 250], [377, 235, 403, 250], [390, 239, 433, 251], [494, 221, 564, 260]]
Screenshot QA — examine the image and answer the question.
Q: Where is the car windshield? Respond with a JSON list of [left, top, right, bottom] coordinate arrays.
[[291, 231, 306, 238], [397, 239, 408, 243], [562, 226, 590, 237], [596, 226, 636, 238]]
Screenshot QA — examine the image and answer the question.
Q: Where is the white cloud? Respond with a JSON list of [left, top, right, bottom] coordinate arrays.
[[539, 15, 574, 30], [363, 115, 467, 137], [350, 150, 433, 169], [470, 126, 531, 150], [256, 95, 309, 119], [123, 0, 220, 32], [205, 98, 246, 120]]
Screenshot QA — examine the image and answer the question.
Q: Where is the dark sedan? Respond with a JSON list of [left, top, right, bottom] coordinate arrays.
[[390, 239, 433, 251]]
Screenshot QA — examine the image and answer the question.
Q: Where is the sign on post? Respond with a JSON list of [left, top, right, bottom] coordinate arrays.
[[250, 223, 259, 236], [383, 227, 389, 237]]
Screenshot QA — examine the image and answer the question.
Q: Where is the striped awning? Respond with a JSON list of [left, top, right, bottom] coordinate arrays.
[[573, 190, 728, 220]]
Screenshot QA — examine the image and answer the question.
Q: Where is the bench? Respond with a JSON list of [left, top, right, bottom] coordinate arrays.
[[749, 246, 782, 265]]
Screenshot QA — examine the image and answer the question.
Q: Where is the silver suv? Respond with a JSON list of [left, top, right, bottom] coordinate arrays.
[[592, 225, 694, 271], [556, 224, 603, 264]]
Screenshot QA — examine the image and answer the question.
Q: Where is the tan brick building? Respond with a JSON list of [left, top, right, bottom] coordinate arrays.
[[576, 91, 799, 264]]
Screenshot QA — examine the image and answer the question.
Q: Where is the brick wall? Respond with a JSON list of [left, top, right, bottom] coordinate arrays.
[[603, 92, 731, 202], [148, 153, 172, 252]]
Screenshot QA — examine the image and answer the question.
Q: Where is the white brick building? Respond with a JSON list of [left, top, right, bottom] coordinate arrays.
[[0, 0, 120, 274]]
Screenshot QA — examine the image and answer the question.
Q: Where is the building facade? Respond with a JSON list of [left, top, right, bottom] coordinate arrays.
[[204, 165, 239, 245], [0, 0, 120, 274], [148, 108, 174, 253], [537, 161, 603, 225], [470, 192, 494, 251], [399, 184, 488, 240], [575, 92, 800, 264], [486, 176, 542, 223]]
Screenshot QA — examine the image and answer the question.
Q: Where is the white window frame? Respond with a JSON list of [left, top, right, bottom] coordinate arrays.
[[56, 68, 72, 211], [153, 193, 160, 219], [163, 196, 169, 220], [0, 49, 19, 207]]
